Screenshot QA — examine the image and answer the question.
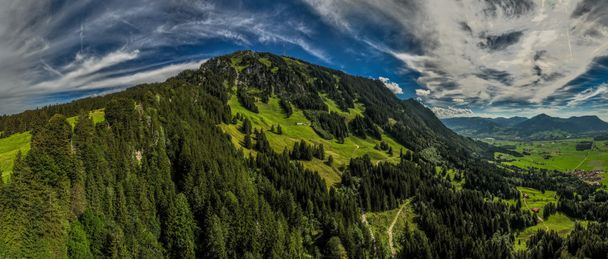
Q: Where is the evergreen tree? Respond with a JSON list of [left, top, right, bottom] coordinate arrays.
[[277, 124, 283, 135], [241, 118, 252, 134]]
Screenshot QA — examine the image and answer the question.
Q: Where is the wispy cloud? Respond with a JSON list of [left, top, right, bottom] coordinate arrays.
[[567, 84, 608, 107], [0, 0, 333, 114], [33, 50, 140, 90]]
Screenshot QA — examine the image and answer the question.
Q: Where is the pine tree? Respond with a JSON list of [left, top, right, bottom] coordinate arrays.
[[166, 194, 196, 259], [244, 134, 252, 149], [241, 118, 252, 134], [326, 155, 334, 166], [277, 124, 283, 135]]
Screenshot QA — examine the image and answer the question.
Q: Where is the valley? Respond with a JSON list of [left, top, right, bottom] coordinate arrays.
[[492, 138, 608, 189]]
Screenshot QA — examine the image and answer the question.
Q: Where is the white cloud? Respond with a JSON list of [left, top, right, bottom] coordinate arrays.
[[379, 76, 403, 94], [33, 50, 140, 90], [83, 60, 205, 90], [452, 98, 465, 104], [431, 106, 475, 118], [416, 89, 431, 96], [306, 0, 608, 112]]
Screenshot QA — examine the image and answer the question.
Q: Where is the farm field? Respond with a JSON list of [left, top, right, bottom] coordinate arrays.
[[0, 132, 32, 183], [493, 138, 608, 171], [221, 95, 409, 187]]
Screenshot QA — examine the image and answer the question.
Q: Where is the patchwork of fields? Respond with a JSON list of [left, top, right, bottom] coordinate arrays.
[[493, 138, 608, 172]]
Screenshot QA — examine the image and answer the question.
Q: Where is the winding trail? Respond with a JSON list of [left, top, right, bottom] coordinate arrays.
[[388, 203, 406, 257], [361, 211, 380, 257]]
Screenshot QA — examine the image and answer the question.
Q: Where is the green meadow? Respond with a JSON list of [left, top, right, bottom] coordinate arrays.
[[221, 95, 409, 187], [0, 132, 32, 183]]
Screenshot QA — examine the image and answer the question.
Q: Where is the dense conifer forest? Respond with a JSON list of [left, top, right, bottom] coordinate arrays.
[[0, 51, 606, 258]]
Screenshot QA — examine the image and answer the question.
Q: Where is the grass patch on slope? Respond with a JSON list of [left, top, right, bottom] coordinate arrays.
[[321, 94, 364, 122], [0, 132, 31, 183], [435, 167, 465, 191], [221, 95, 409, 187], [66, 109, 106, 129]]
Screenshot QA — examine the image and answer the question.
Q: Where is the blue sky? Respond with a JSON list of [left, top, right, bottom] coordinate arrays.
[[1, 0, 608, 120]]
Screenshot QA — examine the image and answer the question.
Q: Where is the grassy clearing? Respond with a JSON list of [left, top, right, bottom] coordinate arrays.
[[512, 187, 588, 251], [514, 213, 578, 251], [66, 109, 106, 129], [517, 187, 557, 214], [231, 56, 249, 72], [221, 95, 409, 187], [366, 200, 415, 256], [0, 132, 32, 183], [435, 167, 465, 190]]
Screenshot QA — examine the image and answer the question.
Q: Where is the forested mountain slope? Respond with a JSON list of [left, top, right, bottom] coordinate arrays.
[[0, 51, 606, 258]]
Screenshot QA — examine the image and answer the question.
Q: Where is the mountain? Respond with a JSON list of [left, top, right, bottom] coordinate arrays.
[[508, 114, 608, 138], [491, 116, 528, 127], [178, 51, 491, 160], [0, 50, 501, 258], [442, 114, 608, 140], [442, 117, 505, 136], [4, 51, 605, 258]]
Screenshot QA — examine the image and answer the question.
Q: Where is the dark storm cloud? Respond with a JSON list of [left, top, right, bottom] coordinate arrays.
[[475, 68, 513, 85], [478, 31, 523, 51]]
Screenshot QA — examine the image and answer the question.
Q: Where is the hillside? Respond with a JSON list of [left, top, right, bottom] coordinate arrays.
[[0, 51, 607, 258], [184, 51, 490, 160], [443, 114, 608, 140]]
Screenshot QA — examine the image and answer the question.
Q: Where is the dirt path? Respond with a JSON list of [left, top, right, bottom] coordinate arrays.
[[388, 203, 406, 257], [361, 212, 378, 256], [573, 152, 589, 171]]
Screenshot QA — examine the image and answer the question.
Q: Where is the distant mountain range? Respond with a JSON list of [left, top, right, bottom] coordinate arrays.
[[442, 114, 608, 140]]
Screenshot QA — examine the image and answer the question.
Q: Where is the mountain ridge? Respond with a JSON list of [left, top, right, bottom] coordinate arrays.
[[442, 114, 608, 140]]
